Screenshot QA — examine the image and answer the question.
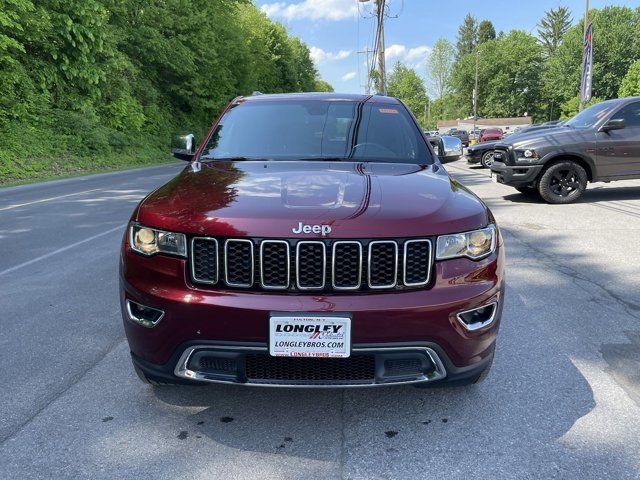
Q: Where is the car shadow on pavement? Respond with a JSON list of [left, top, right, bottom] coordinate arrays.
[[503, 185, 640, 205]]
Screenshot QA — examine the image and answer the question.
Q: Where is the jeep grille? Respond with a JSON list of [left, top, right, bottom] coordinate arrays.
[[190, 238, 432, 292]]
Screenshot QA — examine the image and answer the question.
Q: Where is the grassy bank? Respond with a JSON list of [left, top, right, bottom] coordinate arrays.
[[0, 116, 174, 187]]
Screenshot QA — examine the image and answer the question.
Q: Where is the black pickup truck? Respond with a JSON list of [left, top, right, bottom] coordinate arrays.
[[491, 97, 640, 203]]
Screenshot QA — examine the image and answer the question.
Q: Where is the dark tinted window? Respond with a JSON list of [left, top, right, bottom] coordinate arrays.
[[200, 99, 431, 163], [611, 102, 640, 128]]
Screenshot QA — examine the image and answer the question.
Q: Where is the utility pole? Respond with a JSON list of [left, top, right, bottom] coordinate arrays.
[[579, 0, 590, 112], [375, 0, 387, 95], [359, 0, 389, 94]]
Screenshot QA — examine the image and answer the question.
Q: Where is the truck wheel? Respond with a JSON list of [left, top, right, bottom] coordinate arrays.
[[538, 161, 587, 204], [480, 150, 495, 168]]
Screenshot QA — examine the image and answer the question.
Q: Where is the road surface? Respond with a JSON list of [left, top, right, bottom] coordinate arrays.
[[1, 161, 640, 479]]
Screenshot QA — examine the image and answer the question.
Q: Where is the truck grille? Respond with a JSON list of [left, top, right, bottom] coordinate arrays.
[[190, 237, 432, 292]]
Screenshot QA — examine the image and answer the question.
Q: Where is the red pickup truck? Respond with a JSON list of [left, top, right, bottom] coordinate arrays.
[[120, 93, 505, 388]]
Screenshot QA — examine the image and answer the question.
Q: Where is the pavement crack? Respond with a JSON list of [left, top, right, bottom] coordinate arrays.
[[0, 336, 127, 446], [502, 227, 640, 321]]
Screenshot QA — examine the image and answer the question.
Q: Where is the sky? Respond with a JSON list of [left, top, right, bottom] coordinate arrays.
[[257, 0, 638, 94]]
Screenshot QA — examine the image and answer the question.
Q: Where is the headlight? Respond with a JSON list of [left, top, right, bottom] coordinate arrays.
[[436, 225, 496, 260], [130, 224, 187, 257], [515, 149, 538, 162]]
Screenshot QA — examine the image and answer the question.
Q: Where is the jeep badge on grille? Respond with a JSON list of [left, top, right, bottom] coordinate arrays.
[[292, 222, 332, 236]]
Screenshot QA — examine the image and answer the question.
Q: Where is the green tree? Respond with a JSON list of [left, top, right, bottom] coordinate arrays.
[[619, 59, 640, 97], [426, 38, 455, 100], [387, 61, 428, 125], [314, 79, 334, 92], [478, 20, 496, 44], [0, 0, 322, 184], [456, 13, 478, 59], [545, 6, 640, 111], [289, 37, 318, 92], [537, 6, 573, 56], [450, 30, 545, 119]]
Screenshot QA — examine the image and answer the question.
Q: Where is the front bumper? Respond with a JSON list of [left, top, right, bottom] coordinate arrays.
[[120, 240, 505, 387], [131, 341, 496, 387], [466, 152, 482, 164], [491, 160, 544, 187]]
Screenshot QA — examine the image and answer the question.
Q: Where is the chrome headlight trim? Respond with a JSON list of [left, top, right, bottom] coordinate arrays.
[[129, 223, 187, 258], [436, 225, 496, 261]]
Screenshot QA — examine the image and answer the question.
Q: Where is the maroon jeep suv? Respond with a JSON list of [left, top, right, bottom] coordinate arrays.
[[120, 93, 505, 387]]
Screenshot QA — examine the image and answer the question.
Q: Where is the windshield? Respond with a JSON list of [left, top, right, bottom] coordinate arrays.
[[564, 101, 618, 129], [199, 99, 432, 163]]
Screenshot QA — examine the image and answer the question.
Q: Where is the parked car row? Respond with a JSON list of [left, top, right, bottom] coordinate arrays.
[[445, 128, 470, 147]]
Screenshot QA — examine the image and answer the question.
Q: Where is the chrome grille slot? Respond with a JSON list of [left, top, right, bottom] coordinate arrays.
[[260, 240, 290, 289], [296, 241, 326, 290], [368, 241, 398, 288], [191, 238, 218, 284], [224, 239, 254, 287], [332, 241, 362, 290], [403, 240, 432, 287]]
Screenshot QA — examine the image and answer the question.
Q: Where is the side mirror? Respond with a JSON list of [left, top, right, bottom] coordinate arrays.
[[171, 133, 196, 161], [600, 118, 625, 133], [438, 136, 463, 163]]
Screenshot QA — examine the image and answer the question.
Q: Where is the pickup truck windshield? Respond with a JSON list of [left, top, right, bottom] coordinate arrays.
[[199, 99, 432, 164], [564, 101, 617, 129]]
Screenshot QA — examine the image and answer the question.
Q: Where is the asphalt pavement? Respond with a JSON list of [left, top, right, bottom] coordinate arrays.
[[1, 160, 640, 479]]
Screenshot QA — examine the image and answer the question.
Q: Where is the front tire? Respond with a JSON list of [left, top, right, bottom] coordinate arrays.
[[480, 150, 495, 168], [537, 161, 587, 204]]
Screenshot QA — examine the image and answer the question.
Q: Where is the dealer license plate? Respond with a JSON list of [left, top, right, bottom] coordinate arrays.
[[269, 315, 351, 358]]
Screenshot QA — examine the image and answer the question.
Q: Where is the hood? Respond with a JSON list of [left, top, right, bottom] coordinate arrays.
[[468, 140, 500, 152], [136, 161, 489, 238], [497, 126, 581, 149]]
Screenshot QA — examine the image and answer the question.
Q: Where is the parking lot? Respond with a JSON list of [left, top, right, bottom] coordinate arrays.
[[1, 160, 640, 479]]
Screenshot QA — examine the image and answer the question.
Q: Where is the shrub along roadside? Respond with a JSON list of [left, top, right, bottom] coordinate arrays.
[[0, 111, 172, 185]]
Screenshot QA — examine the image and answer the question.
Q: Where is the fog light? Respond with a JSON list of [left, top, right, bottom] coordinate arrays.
[[456, 302, 497, 331], [126, 300, 164, 328]]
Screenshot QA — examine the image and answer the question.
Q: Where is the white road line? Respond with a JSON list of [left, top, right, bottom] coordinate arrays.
[[0, 225, 125, 276], [0, 188, 102, 212]]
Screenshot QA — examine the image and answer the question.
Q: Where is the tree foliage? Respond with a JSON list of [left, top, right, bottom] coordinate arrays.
[[435, 6, 640, 124], [537, 6, 572, 56], [0, 0, 332, 183], [456, 13, 478, 59], [449, 30, 544, 119], [619, 60, 640, 98], [426, 38, 455, 100], [387, 61, 428, 125], [544, 6, 640, 115], [478, 20, 496, 44]]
